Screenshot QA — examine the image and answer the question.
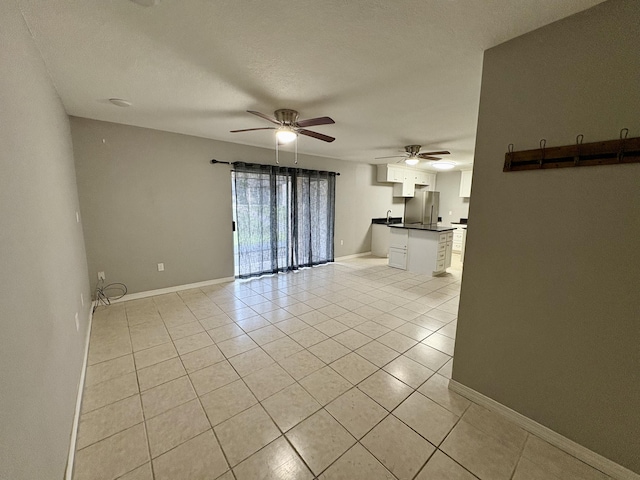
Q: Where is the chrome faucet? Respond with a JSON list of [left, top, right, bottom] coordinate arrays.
[[386, 210, 392, 223]]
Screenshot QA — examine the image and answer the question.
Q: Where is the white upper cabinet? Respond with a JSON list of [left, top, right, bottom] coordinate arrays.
[[377, 164, 437, 197], [377, 164, 405, 183], [392, 181, 415, 197], [425, 173, 436, 192], [459, 170, 472, 197]]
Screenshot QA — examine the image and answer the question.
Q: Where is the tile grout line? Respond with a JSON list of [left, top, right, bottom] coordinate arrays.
[[75, 260, 463, 479], [148, 293, 236, 478], [127, 302, 157, 479]]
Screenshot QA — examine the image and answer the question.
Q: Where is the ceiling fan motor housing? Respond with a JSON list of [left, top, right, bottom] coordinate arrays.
[[405, 145, 422, 155], [275, 109, 299, 126]]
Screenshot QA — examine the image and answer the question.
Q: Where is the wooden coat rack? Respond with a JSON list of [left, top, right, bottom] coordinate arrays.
[[503, 129, 640, 172]]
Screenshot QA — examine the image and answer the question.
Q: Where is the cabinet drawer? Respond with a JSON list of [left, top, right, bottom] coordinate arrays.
[[439, 233, 448, 243], [438, 242, 446, 252], [447, 232, 454, 241], [437, 251, 446, 261], [453, 232, 463, 241], [436, 260, 445, 271], [452, 242, 462, 251]]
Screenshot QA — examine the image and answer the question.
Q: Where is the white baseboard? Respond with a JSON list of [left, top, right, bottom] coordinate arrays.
[[65, 304, 94, 480], [335, 251, 372, 261], [448, 380, 640, 480], [107, 276, 236, 303]]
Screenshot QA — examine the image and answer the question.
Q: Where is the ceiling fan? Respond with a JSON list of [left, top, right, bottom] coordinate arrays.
[[231, 109, 336, 143], [376, 144, 455, 169]]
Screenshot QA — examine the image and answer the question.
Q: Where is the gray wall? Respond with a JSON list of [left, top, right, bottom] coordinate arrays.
[[0, 2, 92, 479], [436, 170, 470, 225], [71, 118, 399, 294], [453, 0, 640, 473]]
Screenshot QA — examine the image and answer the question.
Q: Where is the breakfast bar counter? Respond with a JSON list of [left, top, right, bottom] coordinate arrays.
[[388, 224, 454, 276]]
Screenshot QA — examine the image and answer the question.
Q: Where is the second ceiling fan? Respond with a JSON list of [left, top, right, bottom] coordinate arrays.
[[231, 109, 336, 143], [376, 145, 451, 166]]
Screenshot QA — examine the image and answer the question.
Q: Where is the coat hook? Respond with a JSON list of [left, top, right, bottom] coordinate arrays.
[[574, 134, 584, 166], [618, 128, 629, 162], [506, 143, 514, 171], [539, 139, 546, 168]]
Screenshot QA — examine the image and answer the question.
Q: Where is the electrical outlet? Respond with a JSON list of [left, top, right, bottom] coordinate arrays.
[[449, 211, 453, 216], [81, 293, 84, 307], [75, 312, 79, 331], [76, 211, 80, 223], [97, 271, 105, 281], [340, 240, 344, 246], [157, 263, 165, 272]]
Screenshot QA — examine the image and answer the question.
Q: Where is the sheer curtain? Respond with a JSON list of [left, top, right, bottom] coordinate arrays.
[[233, 163, 336, 279]]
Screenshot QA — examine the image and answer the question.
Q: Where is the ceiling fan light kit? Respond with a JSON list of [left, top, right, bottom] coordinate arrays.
[[405, 157, 420, 166], [275, 126, 297, 144], [431, 160, 456, 170], [231, 109, 336, 165]]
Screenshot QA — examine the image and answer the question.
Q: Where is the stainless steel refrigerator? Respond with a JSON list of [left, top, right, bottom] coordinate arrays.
[[404, 189, 440, 225]]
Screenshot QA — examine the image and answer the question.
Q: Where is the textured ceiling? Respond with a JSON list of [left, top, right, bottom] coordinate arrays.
[[16, 0, 604, 169]]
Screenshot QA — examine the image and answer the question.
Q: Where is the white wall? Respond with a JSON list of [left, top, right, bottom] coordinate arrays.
[[0, 2, 91, 479], [436, 170, 470, 224], [453, 0, 640, 473], [71, 117, 398, 294]]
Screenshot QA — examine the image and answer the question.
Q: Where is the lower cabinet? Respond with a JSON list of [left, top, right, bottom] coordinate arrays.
[[388, 228, 453, 275], [452, 226, 465, 253], [388, 229, 408, 269], [388, 247, 407, 269], [371, 224, 390, 257]]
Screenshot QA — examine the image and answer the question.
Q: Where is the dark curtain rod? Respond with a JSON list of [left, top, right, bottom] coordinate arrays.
[[210, 159, 340, 176]]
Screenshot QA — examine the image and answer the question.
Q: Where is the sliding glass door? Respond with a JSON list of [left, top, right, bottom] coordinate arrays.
[[232, 163, 335, 279]]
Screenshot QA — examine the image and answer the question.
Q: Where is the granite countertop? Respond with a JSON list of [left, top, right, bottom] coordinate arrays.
[[390, 223, 455, 232], [371, 217, 403, 225]]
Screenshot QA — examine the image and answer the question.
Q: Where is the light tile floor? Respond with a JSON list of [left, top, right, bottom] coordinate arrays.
[[74, 255, 612, 480]]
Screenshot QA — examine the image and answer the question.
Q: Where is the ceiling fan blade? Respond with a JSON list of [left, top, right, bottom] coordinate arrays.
[[296, 116, 335, 128], [247, 110, 280, 125], [419, 151, 450, 156], [298, 129, 335, 143], [419, 156, 442, 161], [375, 155, 407, 159], [230, 127, 276, 133]]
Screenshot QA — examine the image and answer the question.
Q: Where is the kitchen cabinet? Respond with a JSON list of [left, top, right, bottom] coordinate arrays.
[[459, 170, 472, 197], [377, 164, 405, 183], [392, 180, 415, 197], [389, 228, 408, 250], [388, 228, 408, 269], [425, 173, 436, 191], [452, 226, 466, 253], [388, 248, 407, 269], [377, 164, 437, 197], [371, 224, 390, 257], [388, 227, 453, 275]]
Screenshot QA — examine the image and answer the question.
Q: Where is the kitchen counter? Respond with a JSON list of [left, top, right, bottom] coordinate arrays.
[[371, 217, 402, 225], [390, 223, 455, 232], [388, 227, 454, 275]]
